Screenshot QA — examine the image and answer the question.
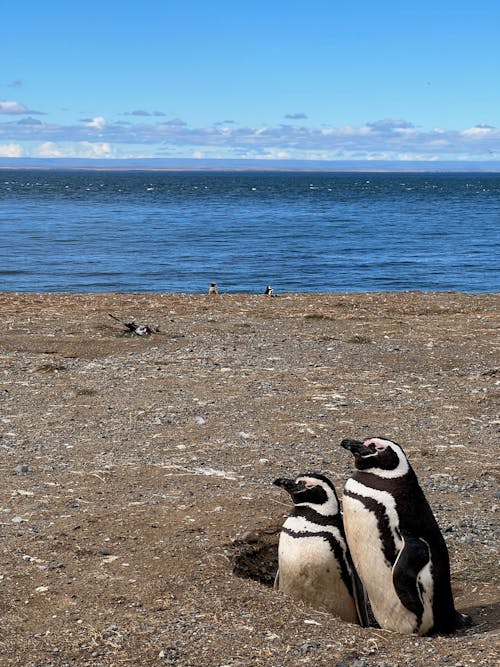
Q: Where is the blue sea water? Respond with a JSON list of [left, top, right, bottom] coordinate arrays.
[[0, 170, 499, 293]]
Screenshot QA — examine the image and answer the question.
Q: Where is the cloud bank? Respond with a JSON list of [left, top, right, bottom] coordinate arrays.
[[0, 101, 499, 161]]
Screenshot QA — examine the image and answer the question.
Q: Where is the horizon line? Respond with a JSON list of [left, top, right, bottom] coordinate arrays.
[[1, 156, 500, 173]]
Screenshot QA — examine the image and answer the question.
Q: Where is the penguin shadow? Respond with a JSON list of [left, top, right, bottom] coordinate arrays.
[[459, 601, 500, 634], [229, 525, 280, 587]]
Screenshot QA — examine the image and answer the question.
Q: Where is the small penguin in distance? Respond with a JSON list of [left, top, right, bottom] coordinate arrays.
[[273, 473, 368, 625], [340, 436, 470, 635], [208, 282, 219, 295], [264, 285, 276, 296]]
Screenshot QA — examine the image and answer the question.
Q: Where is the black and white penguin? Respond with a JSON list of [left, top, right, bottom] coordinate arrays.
[[108, 313, 155, 336], [265, 285, 275, 296], [273, 473, 368, 625], [208, 283, 219, 295], [340, 437, 469, 635]]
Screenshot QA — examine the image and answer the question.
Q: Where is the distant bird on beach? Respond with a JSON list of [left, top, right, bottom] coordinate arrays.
[[208, 283, 219, 295], [264, 285, 276, 296], [108, 313, 157, 336]]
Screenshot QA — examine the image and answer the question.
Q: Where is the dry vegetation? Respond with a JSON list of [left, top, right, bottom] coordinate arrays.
[[0, 291, 498, 666]]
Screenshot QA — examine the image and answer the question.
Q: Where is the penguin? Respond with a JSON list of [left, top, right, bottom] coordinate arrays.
[[264, 285, 275, 296], [108, 313, 156, 336], [340, 437, 470, 635], [273, 473, 368, 625], [208, 283, 219, 295]]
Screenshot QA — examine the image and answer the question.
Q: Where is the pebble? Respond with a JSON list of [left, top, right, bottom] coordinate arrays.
[[15, 464, 29, 474]]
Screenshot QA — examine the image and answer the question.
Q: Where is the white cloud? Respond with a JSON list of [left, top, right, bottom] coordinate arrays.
[[35, 141, 112, 158], [335, 125, 371, 137], [79, 142, 112, 157], [0, 100, 30, 115], [0, 142, 24, 157], [461, 125, 496, 138], [261, 148, 291, 159], [36, 142, 64, 157], [85, 116, 107, 130], [0, 100, 44, 115]]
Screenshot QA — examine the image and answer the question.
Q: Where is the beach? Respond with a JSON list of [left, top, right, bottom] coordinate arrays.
[[0, 291, 498, 666]]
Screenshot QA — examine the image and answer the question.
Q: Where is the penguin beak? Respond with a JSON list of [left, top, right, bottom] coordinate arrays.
[[341, 438, 372, 456], [341, 438, 364, 452], [273, 477, 297, 492]]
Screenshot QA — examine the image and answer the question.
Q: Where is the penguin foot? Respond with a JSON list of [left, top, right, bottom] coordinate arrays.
[[456, 611, 473, 628]]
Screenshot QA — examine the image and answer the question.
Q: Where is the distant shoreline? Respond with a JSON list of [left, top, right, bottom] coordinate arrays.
[[2, 167, 500, 174], [1, 158, 500, 173]]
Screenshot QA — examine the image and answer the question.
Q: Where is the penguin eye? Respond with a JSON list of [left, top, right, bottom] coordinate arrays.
[[297, 479, 316, 489], [366, 440, 385, 451], [295, 480, 307, 491]]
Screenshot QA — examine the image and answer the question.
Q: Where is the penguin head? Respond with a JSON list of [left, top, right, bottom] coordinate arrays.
[[341, 437, 410, 478], [274, 473, 340, 514]]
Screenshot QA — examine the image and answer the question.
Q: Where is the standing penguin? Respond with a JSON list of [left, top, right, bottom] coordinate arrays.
[[273, 473, 367, 625], [340, 437, 469, 635]]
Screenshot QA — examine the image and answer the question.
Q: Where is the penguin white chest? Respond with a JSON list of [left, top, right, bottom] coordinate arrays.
[[342, 485, 418, 634], [279, 531, 334, 583], [277, 530, 358, 623]]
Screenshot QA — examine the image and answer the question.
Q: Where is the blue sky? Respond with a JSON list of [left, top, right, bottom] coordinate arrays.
[[2, 0, 499, 162]]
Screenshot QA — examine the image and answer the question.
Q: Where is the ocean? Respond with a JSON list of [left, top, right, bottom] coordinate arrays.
[[1, 170, 499, 294]]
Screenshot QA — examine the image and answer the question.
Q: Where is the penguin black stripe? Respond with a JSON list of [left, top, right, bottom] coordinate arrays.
[[354, 470, 414, 493], [290, 505, 345, 529], [343, 488, 397, 565], [281, 526, 354, 596]]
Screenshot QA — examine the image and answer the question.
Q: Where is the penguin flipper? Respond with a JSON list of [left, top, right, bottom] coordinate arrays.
[[273, 569, 280, 591], [392, 534, 430, 619]]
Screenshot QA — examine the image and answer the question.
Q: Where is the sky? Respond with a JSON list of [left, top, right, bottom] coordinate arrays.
[[1, 0, 499, 163]]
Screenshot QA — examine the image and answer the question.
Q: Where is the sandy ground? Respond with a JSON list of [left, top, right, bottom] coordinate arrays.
[[0, 291, 498, 667]]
